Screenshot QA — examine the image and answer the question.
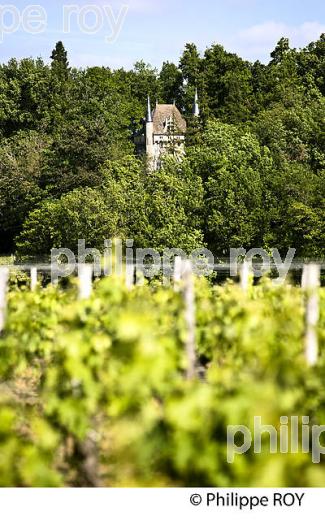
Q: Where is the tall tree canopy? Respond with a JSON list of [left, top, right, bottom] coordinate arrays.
[[0, 37, 324, 258]]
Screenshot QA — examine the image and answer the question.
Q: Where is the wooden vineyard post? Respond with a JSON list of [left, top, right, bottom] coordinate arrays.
[[173, 256, 183, 291], [240, 261, 251, 292], [302, 264, 320, 366], [0, 268, 9, 333], [30, 267, 38, 291], [78, 264, 93, 300], [125, 262, 135, 290], [182, 260, 197, 380]]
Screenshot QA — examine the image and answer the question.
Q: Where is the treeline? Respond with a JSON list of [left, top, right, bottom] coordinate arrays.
[[0, 38, 324, 257]]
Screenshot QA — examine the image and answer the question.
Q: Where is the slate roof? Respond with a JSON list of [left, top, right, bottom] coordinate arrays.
[[152, 104, 187, 135]]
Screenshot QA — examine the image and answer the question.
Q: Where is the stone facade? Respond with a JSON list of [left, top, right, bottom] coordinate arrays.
[[134, 91, 199, 170]]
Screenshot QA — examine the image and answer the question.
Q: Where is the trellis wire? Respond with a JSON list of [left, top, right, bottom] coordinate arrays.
[[0, 262, 323, 369]]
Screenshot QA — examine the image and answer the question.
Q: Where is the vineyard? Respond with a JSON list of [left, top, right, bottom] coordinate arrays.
[[0, 270, 325, 487]]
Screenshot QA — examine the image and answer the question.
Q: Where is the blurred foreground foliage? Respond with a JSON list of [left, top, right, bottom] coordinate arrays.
[[0, 276, 325, 486]]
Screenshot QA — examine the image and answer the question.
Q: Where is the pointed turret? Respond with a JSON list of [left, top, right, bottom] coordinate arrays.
[[146, 95, 153, 122], [193, 88, 200, 117], [146, 95, 154, 166]]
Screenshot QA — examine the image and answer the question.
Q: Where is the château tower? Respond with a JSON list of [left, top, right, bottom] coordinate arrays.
[[134, 91, 199, 170]]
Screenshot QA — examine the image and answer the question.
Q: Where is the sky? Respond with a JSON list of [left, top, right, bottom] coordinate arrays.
[[0, 0, 324, 70]]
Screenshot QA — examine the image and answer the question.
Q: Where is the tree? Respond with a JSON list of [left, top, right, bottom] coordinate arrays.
[[297, 34, 325, 95], [252, 96, 325, 170], [0, 131, 48, 252], [16, 156, 149, 256], [179, 43, 201, 85], [145, 157, 204, 252], [185, 113, 204, 147], [0, 58, 52, 136], [16, 187, 122, 257], [0, 35, 324, 260], [179, 43, 206, 117], [260, 164, 325, 257], [15, 156, 205, 257], [270, 37, 291, 65], [188, 121, 268, 254], [100, 156, 150, 247], [50, 41, 70, 81], [202, 44, 254, 122], [130, 61, 158, 106], [40, 68, 135, 196], [159, 62, 183, 106]]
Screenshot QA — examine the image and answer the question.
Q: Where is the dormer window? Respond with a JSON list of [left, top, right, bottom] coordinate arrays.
[[164, 116, 175, 133]]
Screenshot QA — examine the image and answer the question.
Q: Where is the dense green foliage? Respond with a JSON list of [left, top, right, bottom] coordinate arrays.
[[0, 274, 324, 486], [0, 37, 324, 256], [1, 38, 323, 489]]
